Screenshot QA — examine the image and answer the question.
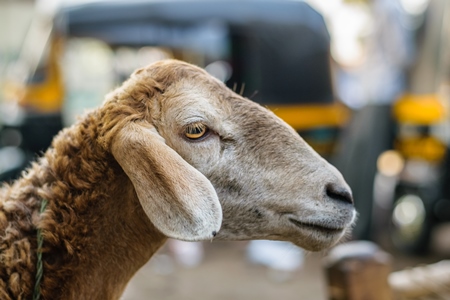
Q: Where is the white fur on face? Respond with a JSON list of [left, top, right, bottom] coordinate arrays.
[[155, 78, 355, 251]]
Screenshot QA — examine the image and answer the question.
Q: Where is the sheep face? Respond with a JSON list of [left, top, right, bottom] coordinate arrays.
[[110, 60, 355, 251]]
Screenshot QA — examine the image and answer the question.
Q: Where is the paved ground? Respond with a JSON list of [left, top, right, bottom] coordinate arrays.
[[121, 225, 450, 300], [122, 241, 329, 300]]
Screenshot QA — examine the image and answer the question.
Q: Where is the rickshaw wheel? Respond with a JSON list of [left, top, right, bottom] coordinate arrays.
[[389, 191, 433, 255]]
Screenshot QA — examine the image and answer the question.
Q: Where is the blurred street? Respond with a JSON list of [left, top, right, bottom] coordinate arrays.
[[122, 241, 328, 300], [121, 230, 450, 300]]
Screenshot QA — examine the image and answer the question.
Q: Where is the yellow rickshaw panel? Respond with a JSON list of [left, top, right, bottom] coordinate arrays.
[[394, 94, 446, 125], [395, 136, 446, 162], [266, 103, 350, 131]]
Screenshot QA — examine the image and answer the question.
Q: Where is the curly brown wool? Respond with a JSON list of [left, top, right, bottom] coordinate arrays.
[[0, 63, 174, 300]]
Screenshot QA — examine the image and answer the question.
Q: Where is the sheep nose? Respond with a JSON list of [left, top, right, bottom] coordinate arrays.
[[325, 183, 353, 205]]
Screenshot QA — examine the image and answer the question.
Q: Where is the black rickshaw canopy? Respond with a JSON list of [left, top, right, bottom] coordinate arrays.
[[56, 0, 334, 105]]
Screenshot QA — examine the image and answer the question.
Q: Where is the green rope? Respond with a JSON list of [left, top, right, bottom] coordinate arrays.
[[33, 199, 48, 300]]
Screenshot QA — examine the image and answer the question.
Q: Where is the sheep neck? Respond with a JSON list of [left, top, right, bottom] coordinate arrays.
[[34, 113, 167, 299]]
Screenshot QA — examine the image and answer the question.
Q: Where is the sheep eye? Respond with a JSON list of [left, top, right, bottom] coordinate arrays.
[[185, 123, 208, 140]]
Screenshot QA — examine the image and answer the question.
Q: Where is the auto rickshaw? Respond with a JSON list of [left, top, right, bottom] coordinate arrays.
[[387, 0, 450, 254], [334, 0, 450, 253], [2, 0, 349, 179]]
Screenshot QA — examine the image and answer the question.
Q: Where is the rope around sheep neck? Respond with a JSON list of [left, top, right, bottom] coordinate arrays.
[[33, 198, 48, 300]]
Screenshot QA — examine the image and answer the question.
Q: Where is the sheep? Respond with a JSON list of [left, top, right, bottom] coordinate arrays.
[[0, 60, 355, 300]]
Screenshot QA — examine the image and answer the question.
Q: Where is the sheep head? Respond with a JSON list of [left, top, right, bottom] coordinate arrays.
[[104, 60, 355, 251]]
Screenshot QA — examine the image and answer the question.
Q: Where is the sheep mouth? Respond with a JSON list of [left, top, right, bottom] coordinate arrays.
[[289, 218, 344, 234]]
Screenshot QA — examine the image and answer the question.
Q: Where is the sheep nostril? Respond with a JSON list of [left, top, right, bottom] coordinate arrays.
[[326, 183, 353, 205]]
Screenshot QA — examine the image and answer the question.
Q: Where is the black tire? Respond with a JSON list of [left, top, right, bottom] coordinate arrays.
[[332, 104, 395, 240], [389, 184, 435, 255]]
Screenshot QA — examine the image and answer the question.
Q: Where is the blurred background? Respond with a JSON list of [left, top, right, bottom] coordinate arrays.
[[1, 0, 449, 299]]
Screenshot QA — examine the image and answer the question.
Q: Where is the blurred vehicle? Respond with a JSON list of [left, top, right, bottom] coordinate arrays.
[[335, 0, 450, 254], [387, 0, 450, 255], [2, 0, 349, 181]]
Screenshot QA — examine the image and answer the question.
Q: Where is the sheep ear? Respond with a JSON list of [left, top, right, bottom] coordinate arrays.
[[111, 122, 222, 241]]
